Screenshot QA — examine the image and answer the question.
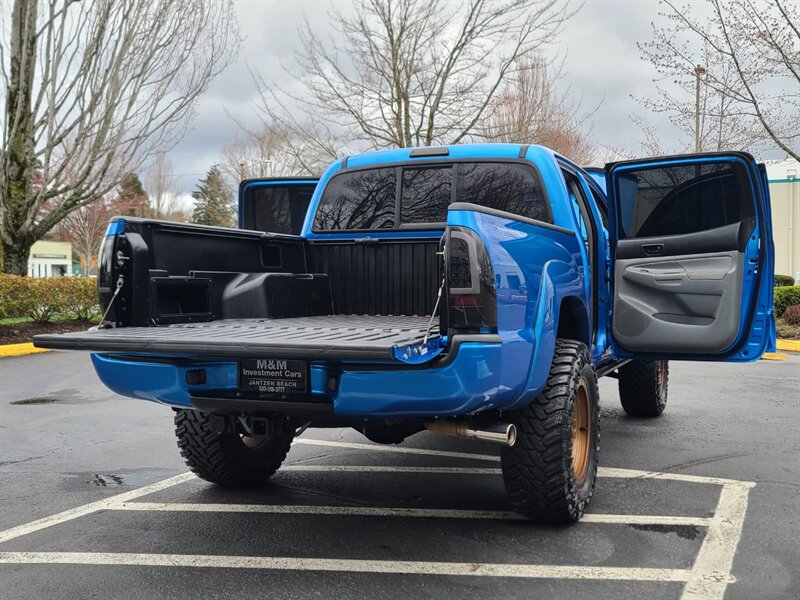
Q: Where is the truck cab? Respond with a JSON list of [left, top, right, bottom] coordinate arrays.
[[35, 144, 775, 523]]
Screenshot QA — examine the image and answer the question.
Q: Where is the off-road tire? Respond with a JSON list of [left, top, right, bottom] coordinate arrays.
[[501, 338, 600, 523], [618, 360, 668, 418], [174, 409, 293, 485]]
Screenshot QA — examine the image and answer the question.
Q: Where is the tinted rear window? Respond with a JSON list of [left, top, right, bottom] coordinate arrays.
[[313, 168, 396, 231], [314, 161, 548, 231], [401, 167, 452, 224]]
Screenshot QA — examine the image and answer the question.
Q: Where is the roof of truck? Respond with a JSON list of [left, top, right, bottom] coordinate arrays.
[[339, 143, 556, 171]]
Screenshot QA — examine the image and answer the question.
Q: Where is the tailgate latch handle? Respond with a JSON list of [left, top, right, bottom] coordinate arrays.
[[354, 237, 380, 245]]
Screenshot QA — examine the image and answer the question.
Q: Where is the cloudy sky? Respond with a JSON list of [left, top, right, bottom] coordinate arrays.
[[166, 0, 788, 198]]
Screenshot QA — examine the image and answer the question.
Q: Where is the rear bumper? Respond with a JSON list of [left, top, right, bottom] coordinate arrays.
[[90, 334, 524, 418]]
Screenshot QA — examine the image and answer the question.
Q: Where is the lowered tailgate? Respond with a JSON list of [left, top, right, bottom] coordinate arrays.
[[33, 315, 441, 361]]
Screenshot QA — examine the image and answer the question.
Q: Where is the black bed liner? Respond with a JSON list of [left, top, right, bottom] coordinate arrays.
[[33, 315, 439, 360]]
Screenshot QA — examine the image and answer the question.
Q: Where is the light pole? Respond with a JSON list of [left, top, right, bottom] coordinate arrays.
[[694, 65, 706, 152], [788, 168, 797, 283]]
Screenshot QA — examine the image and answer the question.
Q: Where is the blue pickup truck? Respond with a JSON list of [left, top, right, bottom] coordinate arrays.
[[35, 144, 776, 523]]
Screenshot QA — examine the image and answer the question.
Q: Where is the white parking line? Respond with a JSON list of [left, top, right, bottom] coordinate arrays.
[[113, 501, 713, 527], [0, 551, 696, 582], [599, 466, 750, 487], [292, 438, 499, 462], [683, 482, 755, 600], [292, 438, 753, 486], [284, 465, 503, 475], [291, 438, 754, 599], [0, 473, 194, 545], [0, 439, 754, 599]]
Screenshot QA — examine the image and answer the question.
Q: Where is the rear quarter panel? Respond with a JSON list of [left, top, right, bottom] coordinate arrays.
[[448, 210, 586, 410]]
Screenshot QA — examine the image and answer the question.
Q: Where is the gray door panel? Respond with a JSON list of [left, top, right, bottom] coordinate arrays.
[[613, 251, 743, 352]]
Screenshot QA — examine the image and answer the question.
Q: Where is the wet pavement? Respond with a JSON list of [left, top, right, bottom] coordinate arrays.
[[0, 351, 798, 599]]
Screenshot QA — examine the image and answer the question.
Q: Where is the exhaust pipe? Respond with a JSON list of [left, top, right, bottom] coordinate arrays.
[[424, 421, 516, 447]]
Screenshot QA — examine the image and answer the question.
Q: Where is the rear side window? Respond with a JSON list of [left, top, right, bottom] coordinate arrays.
[[313, 168, 396, 231], [457, 163, 550, 223], [617, 163, 751, 239]]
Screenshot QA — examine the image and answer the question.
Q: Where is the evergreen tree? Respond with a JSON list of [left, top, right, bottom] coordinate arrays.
[[191, 165, 235, 227], [113, 172, 150, 217]]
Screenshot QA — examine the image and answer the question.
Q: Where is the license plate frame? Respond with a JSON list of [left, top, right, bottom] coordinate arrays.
[[237, 359, 309, 395]]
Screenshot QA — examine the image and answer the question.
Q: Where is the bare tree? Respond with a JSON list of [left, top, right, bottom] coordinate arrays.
[[636, 0, 799, 158], [480, 57, 600, 164], [54, 198, 111, 277], [55, 188, 146, 276], [0, 0, 239, 274], [219, 125, 320, 191], [143, 152, 180, 220], [253, 0, 577, 158]]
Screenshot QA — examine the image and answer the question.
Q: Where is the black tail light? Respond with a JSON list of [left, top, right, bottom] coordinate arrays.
[[445, 227, 497, 333]]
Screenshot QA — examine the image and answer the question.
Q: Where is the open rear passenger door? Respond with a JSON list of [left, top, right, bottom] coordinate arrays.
[[606, 152, 775, 362], [239, 178, 318, 234]]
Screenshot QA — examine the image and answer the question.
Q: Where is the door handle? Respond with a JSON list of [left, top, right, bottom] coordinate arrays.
[[641, 243, 664, 256]]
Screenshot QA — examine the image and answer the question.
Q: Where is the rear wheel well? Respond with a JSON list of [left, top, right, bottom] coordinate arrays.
[[556, 296, 591, 347]]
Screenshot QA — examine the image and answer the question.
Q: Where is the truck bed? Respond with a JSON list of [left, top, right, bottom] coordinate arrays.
[[33, 315, 439, 360]]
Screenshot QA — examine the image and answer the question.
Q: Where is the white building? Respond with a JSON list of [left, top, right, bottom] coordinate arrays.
[[765, 158, 800, 283], [27, 240, 73, 278]]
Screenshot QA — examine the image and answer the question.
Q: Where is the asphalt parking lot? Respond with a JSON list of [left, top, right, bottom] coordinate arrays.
[[1, 351, 798, 599]]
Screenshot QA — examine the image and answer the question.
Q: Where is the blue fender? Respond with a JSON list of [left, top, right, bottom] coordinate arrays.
[[507, 257, 589, 410]]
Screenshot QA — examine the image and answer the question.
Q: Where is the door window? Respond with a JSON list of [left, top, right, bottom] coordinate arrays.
[[246, 185, 316, 234], [616, 163, 752, 239]]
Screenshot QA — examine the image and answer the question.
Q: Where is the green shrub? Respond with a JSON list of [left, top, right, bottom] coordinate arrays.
[[775, 274, 796, 287], [774, 286, 800, 318], [783, 305, 800, 326], [24, 278, 70, 323], [0, 273, 99, 323], [62, 277, 101, 320], [0, 274, 28, 318]]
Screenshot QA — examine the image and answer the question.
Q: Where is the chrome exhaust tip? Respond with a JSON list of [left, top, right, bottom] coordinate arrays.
[[424, 421, 516, 447]]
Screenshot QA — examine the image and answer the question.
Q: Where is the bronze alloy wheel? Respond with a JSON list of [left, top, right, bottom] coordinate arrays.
[[658, 361, 667, 390], [571, 379, 591, 481]]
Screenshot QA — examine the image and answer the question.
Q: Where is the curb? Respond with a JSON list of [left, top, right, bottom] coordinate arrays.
[[776, 339, 800, 353], [0, 343, 50, 358]]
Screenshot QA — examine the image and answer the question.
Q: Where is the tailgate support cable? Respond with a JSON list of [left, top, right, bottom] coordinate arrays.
[[423, 274, 445, 346], [99, 275, 124, 327]]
